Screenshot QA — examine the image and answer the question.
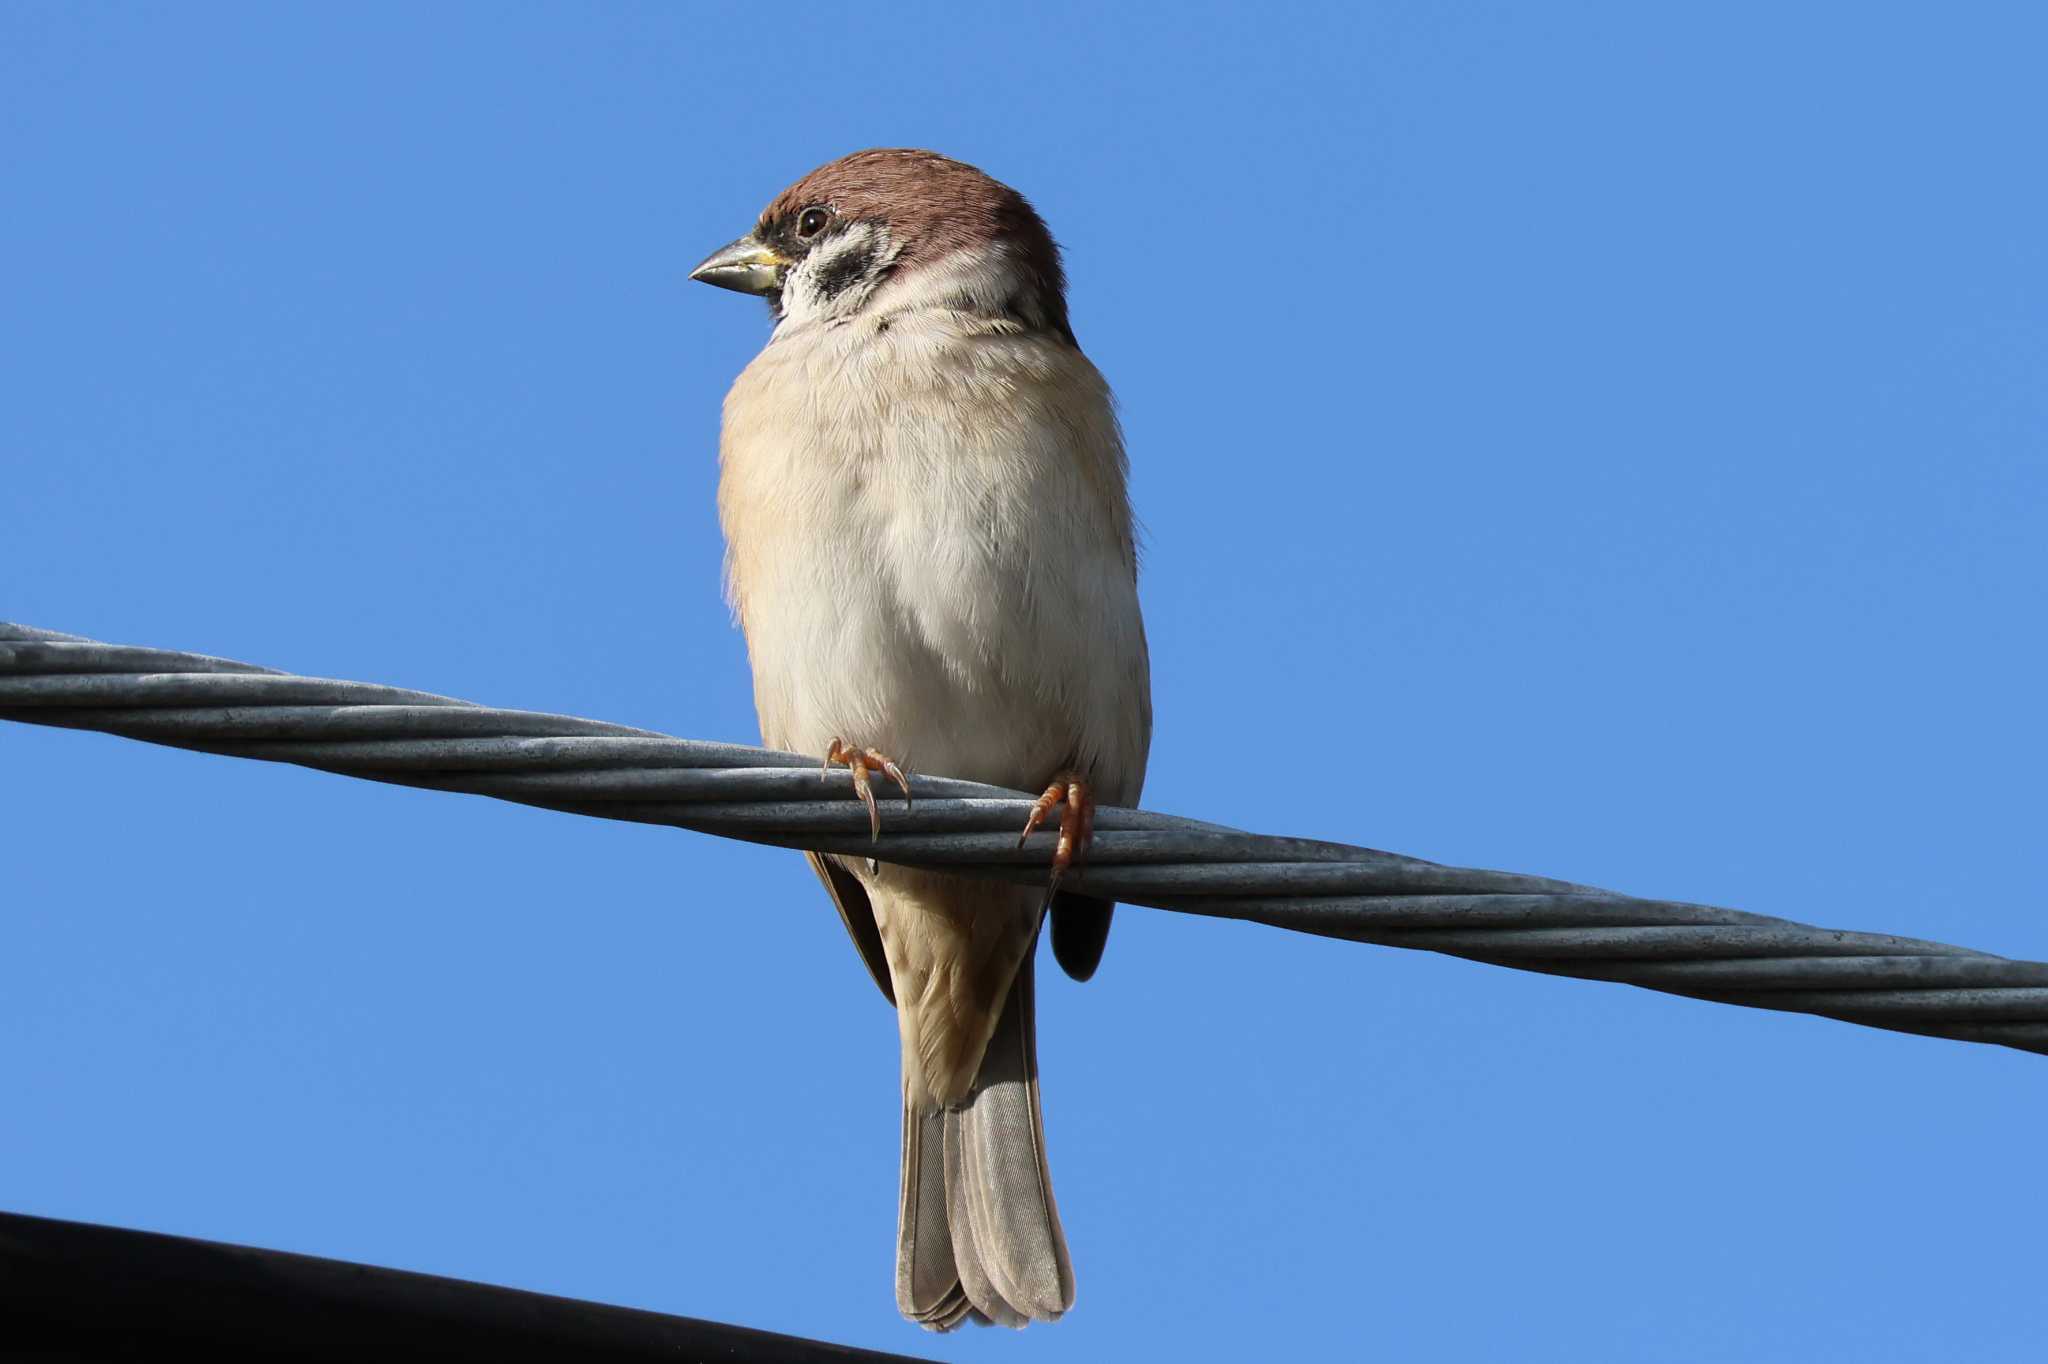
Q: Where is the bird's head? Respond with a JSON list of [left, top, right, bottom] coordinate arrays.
[[690, 148, 1073, 342]]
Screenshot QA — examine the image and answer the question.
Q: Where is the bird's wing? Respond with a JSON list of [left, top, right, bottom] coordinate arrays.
[[805, 850, 895, 1003], [1048, 893, 1114, 982]]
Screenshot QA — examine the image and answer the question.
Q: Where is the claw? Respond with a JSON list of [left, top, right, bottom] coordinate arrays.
[[823, 738, 912, 842], [878, 756, 912, 808], [1019, 779, 1067, 848], [1018, 771, 1094, 893], [849, 753, 878, 838]]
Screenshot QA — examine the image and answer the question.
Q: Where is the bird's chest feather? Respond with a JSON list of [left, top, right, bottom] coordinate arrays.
[[716, 317, 1145, 792]]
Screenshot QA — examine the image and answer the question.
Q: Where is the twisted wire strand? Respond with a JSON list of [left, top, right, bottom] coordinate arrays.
[[6, 621, 2045, 1056]]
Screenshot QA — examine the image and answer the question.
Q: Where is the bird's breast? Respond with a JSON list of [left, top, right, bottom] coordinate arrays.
[[715, 318, 1149, 800]]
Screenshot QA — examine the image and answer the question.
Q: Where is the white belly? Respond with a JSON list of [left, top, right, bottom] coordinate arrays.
[[716, 312, 1150, 803]]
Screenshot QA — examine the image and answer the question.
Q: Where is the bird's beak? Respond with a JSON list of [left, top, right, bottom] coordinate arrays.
[[690, 233, 788, 296]]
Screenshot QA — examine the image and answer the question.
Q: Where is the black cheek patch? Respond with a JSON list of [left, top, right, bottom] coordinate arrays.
[[811, 240, 877, 303]]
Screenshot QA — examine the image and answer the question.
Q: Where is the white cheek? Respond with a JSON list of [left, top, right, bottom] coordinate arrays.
[[861, 243, 1034, 325], [778, 222, 890, 328]]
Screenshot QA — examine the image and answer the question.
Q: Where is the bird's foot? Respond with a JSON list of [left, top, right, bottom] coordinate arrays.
[[822, 738, 912, 840], [1018, 771, 1094, 892]]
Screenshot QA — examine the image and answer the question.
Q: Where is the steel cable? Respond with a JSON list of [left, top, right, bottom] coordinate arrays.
[[6, 621, 2045, 1056]]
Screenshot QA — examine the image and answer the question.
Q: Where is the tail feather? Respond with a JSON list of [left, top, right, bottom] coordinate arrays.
[[943, 1117, 1027, 1328], [896, 957, 1073, 1330], [897, 1105, 975, 1329]]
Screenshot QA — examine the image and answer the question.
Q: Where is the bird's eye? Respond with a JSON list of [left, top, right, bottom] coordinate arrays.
[[796, 207, 831, 239]]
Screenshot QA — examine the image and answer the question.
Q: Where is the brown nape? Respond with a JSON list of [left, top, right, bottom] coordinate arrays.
[[762, 148, 1069, 307]]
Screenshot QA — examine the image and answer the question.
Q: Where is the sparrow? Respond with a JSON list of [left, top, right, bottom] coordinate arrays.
[[691, 149, 1151, 1329]]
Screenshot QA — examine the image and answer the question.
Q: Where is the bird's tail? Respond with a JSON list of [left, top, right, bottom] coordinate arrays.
[[896, 956, 1073, 1330]]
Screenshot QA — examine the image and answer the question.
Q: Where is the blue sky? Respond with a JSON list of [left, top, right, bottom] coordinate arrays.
[[4, 2, 2045, 1358]]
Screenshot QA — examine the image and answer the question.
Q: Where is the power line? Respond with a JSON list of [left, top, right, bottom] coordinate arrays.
[[0, 1210, 936, 1362], [7, 620, 2045, 1056]]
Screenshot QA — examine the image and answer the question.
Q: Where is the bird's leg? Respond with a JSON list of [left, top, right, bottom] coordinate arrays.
[[822, 738, 912, 840], [1018, 770, 1095, 892]]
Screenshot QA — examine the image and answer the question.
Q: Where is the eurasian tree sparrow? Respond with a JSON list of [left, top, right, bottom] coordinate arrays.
[[691, 149, 1151, 1329]]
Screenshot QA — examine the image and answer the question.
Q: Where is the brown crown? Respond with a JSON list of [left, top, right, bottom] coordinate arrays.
[[760, 149, 1068, 314]]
